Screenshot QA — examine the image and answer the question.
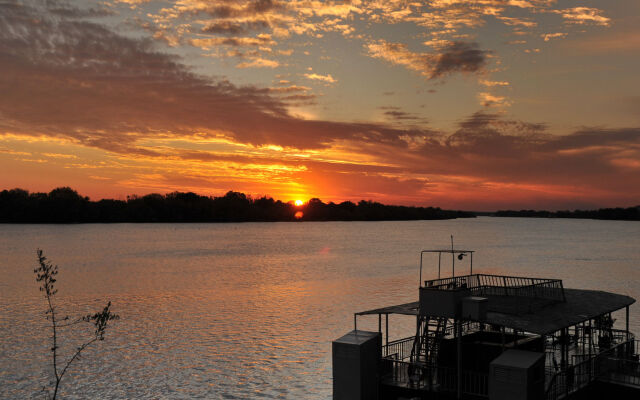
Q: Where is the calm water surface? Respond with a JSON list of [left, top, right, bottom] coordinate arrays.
[[1, 218, 639, 399]]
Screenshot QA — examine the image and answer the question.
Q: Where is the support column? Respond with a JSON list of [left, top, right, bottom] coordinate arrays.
[[560, 329, 566, 368], [456, 319, 462, 399], [626, 306, 630, 342], [385, 314, 389, 348], [565, 328, 570, 366], [588, 319, 594, 380], [589, 319, 593, 356]]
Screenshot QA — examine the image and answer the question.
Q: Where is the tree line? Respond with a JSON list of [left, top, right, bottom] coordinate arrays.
[[493, 207, 640, 221], [0, 187, 473, 223]]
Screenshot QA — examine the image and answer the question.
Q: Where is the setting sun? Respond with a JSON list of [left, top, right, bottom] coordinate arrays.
[[294, 200, 304, 207]]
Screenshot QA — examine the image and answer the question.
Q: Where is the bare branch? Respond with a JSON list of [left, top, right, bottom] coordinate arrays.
[[34, 249, 119, 400], [58, 338, 98, 382]]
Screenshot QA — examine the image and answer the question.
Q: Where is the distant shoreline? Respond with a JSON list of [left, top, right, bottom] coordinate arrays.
[[474, 207, 640, 221]]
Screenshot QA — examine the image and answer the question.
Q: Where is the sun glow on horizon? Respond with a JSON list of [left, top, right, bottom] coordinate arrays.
[[294, 199, 304, 206]]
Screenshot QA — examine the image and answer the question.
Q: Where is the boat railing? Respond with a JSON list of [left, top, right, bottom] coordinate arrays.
[[382, 336, 414, 361], [599, 356, 640, 386], [545, 336, 636, 400], [423, 274, 566, 302], [381, 322, 485, 361], [381, 358, 488, 398]]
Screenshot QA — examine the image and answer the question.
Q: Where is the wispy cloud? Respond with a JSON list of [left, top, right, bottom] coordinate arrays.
[[554, 7, 611, 26], [303, 73, 337, 83], [190, 34, 276, 49], [236, 57, 280, 68], [479, 79, 510, 87], [478, 92, 511, 108], [541, 32, 567, 41]]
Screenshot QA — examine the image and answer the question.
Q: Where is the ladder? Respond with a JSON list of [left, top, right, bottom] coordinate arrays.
[[410, 316, 449, 365]]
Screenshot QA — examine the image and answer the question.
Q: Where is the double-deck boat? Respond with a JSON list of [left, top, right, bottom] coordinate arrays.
[[332, 248, 640, 399]]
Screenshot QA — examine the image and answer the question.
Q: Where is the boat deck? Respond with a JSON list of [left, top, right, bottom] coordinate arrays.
[[357, 288, 635, 336]]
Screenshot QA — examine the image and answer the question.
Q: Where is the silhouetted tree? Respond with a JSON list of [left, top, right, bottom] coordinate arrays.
[[0, 187, 477, 223], [34, 250, 119, 399]]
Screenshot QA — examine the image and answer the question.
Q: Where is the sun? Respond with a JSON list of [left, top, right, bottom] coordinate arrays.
[[294, 199, 304, 206]]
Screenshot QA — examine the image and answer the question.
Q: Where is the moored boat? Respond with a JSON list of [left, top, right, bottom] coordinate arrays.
[[333, 248, 640, 400]]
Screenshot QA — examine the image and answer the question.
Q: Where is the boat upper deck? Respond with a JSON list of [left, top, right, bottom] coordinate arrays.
[[356, 287, 635, 335]]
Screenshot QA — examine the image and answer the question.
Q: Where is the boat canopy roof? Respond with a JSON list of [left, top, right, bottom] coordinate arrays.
[[356, 288, 635, 335]]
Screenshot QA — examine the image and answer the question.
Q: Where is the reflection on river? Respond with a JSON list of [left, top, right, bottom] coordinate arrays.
[[1, 218, 639, 398]]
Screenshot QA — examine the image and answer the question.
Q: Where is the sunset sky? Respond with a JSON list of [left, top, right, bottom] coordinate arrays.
[[1, 0, 639, 210]]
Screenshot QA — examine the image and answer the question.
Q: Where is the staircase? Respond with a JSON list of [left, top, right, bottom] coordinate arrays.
[[411, 315, 448, 365]]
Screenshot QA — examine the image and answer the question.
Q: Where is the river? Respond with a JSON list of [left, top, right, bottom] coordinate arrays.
[[1, 217, 639, 398]]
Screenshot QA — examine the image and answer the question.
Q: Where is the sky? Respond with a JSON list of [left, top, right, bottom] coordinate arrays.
[[0, 0, 639, 210]]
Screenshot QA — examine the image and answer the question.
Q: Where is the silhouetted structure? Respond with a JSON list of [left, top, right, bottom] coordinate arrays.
[[333, 249, 640, 400], [0, 187, 473, 223]]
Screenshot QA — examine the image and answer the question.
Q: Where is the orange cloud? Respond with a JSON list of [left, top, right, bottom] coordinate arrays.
[[555, 7, 611, 26], [303, 73, 337, 83]]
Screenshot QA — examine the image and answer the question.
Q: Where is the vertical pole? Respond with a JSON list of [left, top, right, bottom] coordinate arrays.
[[451, 235, 455, 278], [386, 313, 389, 348], [416, 316, 420, 363], [378, 314, 382, 333], [566, 327, 570, 366], [420, 252, 423, 286], [626, 306, 630, 342], [560, 328, 566, 368], [470, 252, 473, 276], [588, 318, 594, 382], [438, 252, 441, 279], [456, 319, 462, 399], [589, 319, 593, 358], [354, 314, 357, 331]]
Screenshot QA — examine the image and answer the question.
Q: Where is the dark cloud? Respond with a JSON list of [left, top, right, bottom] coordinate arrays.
[[546, 127, 640, 152], [45, 0, 114, 18], [401, 113, 640, 192], [378, 106, 428, 123], [432, 41, 488, 78], [384, 110, 416, 120], [0, 1, 431, 153], [250, 0, 281, 14], [281, 94, 316, 101], [366, 39, 488, 80], [379, 107, 421, 121], [202, 20, 270, 35], [204, 0, 284, 18]]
